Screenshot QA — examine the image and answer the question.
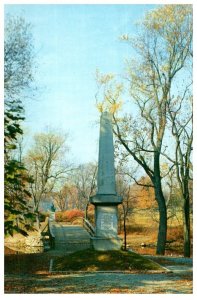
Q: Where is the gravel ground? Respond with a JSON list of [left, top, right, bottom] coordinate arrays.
[[4, 255, 193, 294]]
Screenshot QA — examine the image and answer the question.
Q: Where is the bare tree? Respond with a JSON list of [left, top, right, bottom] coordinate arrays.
[[53, 188, 70, 211], [4, 15, 35, 101], [70, 163, 97, 217], [96, 5, 192, 255], [115, 159, 137, 251], [116, 175, 134, 251], [25, 130, 70, 226], [54, 184, 78, 211]]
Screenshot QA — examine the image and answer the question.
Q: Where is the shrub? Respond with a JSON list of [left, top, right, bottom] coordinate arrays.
[[55, 209, 84, 222], [55, 211, 65, 222]]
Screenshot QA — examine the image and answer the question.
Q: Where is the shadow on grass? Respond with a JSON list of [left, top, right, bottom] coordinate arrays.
[[4, 248, 165, 275], [5, 252, 51, 275]]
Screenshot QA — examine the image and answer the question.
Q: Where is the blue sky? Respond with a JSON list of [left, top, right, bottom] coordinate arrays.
[[4, 4, 157, 164]]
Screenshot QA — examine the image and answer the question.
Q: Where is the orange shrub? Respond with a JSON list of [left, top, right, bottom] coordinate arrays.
[[55, 209, 84, 222], [65, 209, 84, 221]]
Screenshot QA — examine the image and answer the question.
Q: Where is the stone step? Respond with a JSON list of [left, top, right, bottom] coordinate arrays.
[[55, 237, 91, 244], [52, 225, 83, 229], [55, 240, 90, 245], [55, 239, 90, 244], [59, 232, 89, 235], [55, 234, 90, 239], [52, 226, 88, 231], [55, 230, 89, 235], [53, 233, 90, 239]]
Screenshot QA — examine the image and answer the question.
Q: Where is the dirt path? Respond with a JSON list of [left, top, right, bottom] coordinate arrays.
[[4, 255, 192, 294]]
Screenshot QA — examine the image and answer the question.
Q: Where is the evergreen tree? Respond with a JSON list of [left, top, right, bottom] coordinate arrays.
[[4, 15, 35, 236]]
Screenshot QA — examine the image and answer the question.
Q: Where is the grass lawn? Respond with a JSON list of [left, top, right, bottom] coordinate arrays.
[[53, 249, 165, 272]]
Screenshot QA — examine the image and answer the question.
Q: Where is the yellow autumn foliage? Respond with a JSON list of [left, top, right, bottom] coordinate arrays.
[[95, 70, 123, 115], [96, 100, 123, 114], [109, 101, 123, 114], [144, 5, 192, 35], [96, 102, 104, 112]]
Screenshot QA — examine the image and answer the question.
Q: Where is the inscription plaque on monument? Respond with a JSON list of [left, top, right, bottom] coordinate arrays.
[[100, 213, 114, 230]]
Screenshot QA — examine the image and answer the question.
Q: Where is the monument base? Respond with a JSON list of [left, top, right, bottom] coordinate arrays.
[[91, 236, 122, 251]]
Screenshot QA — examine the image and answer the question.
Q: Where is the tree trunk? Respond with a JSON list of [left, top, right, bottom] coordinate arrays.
[[123, 205, 127, 251], [183, 191, 191, 257], [36, 213, 40, 231], [156, 196, 167, 255], [154, 152, 167, 255], [119, 215, 122, 233]]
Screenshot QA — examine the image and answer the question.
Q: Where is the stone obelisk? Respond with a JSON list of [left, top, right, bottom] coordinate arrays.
[[90, 111, 122, 251]]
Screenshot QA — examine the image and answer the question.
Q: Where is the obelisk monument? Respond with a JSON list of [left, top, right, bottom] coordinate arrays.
[[90, 111, 122, 250]]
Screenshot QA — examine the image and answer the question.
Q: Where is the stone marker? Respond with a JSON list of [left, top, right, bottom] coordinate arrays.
[[90, 111, 122, 250], [49, 212, 55, 222]]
